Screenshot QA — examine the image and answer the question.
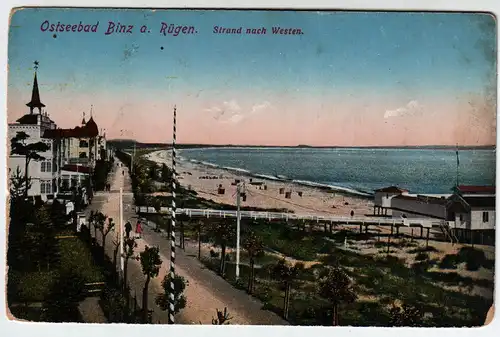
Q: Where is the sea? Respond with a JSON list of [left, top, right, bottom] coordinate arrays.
[[178, 147, 496, 196]]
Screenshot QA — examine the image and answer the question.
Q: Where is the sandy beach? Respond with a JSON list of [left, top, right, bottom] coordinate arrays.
[[145, 150, 374, 217]]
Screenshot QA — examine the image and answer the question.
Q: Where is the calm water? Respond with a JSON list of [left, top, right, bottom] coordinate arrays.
[[179, 147, 496, 194]]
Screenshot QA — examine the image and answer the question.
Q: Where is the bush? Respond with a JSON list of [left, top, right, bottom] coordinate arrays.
[[407, 246, 439, 254], [415, 252, 430, 262], [439, 254, 459, 269], [457, 247, 486, 271], [209, 249, 219, 258], [412, 261, 431, 274]]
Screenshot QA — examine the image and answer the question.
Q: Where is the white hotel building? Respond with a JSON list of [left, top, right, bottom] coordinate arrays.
[[8, 66, 107, 201]]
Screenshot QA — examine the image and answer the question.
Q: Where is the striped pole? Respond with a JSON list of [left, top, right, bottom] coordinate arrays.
[[169, 105, 177, 324]]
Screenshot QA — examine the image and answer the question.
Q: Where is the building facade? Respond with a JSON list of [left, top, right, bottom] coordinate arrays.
[[8, 65, 107, 201], [8, 70, 59, 199]]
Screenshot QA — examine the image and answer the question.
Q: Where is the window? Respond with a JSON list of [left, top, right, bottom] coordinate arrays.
[[40, 180, 52, 194], [459, 214, 463, 221], [483, 212, 489, 223], [41, 160, 52, 172], [79, 140, 89, 148]]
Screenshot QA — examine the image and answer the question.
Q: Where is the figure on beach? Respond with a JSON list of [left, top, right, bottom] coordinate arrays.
[[135, 220, 143, 239], [125, 221, 132, 239]]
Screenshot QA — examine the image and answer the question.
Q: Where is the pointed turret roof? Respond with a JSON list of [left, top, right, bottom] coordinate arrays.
[[26, 68, 45, 113]]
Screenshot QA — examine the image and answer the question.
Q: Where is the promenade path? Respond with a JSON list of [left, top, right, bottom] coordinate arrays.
[[87, 159, 288, 325]]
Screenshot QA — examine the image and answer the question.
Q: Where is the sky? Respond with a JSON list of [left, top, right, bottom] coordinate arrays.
[[7, 8, 497, 146]]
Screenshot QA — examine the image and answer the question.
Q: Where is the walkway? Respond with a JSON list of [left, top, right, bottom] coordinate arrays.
[[88, 159, 288, 325]]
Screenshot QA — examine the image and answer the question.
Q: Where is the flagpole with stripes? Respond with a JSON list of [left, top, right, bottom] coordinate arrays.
[[456, 144, 460, 188], [169, 105, 177, 324]]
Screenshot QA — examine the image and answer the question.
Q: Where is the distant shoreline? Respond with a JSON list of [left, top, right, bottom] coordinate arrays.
[[109, 140, 496, 151]]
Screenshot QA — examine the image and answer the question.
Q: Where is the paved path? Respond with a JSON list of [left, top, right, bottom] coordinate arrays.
[[78, 297, 107, 323], [88, 159, 288, 325]]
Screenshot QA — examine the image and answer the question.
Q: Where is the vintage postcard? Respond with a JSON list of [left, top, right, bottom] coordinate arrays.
[[4, 7, 496, 327]]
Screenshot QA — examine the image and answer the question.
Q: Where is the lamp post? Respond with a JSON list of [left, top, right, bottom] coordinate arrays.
[[119, 187, 124, 279], [235, 182, 245, 280]]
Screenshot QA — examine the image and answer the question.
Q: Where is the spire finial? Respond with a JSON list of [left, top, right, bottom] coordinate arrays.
[[90, 104, 93, 118], [26, 61, 45, 114]]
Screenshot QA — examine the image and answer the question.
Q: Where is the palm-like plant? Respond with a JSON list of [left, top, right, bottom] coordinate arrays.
[[208, 220, 235, 276], [243, 230, 264, 294], [155, 274, 188, 318], [271, 259, 303, 320], [123, 237, 138, 293], [94, 212, 114, 258], [212, 307, 232, 325], [317, 265, 357, 326], [139, 245, 162, 323], [389, 301, 423, 327]]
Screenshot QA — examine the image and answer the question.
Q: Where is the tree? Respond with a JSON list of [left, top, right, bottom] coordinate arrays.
[[123, 237, 138, 293], [41, 270, 86, 322], [10, 131, 50, 197], [9, 166, 31, 200], [35, 205, 59, 271], [94, 211, 113, 258], [271, 259, 303, 319], [243, 230, 264, 294], [50, 199, 69, 230], [212, 307, 232, 325], [156, 274, 188, 318], [8, 170, 36, 270], [208, 220, 235, 276], [389, 301, 424, 327], [317, 265, 358, 326], [161, 163, 172, 183], [139, 245, 162, 323], [178, 214, 189, 250]]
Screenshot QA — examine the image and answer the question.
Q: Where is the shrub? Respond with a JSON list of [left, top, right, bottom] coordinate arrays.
[[209, 249, 219, 258], [457, 247, 486, 271], [411, 261, 430, 275], [439, 254, 459, 269], [407, 246, 439, 254], [415, 252, 430, 262]]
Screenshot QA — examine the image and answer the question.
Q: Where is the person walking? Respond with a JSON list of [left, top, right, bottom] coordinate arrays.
[[125, 221, 132, 239], [135, 220, 143, 239]]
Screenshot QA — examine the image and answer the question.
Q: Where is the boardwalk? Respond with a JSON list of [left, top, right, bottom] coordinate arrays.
[[136, 206, 444, 229], [88, 159, 288, 325]]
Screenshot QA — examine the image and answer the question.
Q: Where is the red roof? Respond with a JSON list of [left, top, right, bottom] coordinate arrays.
[[457, 185, 495, 194], [374, 186, 408, 193], [43, 118, 99, 138]]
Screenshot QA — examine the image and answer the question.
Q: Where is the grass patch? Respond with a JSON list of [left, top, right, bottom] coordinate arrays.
[[407, 246, 440, 254], [9, 231, 104, 305]]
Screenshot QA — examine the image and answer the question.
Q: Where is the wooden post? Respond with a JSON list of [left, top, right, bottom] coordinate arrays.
[[410, 228, 414, 242], [387, 230, 391, 254], [470, 230, 474, 248], [365, 224, 369, 234], [426, 228, 430, 248], [396, 225, 400, 237], [420, 226, 423, 238], [329, 223, 333, 234], [359, 224, 362, 233], [197, 221, 201, 260]]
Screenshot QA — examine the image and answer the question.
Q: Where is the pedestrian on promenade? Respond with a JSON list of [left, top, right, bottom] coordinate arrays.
[[125, 221, 132, 239], [135, 220, 143, 239]]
